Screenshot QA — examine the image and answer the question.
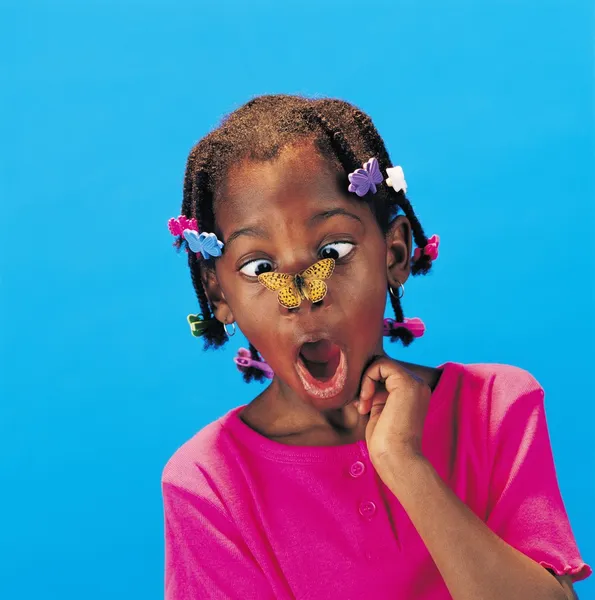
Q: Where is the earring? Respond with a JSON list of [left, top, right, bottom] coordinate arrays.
[[223, 322, 236, 337], [389, 282, 405, 299]]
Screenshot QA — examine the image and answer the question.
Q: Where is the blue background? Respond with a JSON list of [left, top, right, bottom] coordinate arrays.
[[2, 0, 593, 598]]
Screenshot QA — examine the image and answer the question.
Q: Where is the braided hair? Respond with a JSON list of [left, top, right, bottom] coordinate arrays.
[[177, 94, 435, 382]]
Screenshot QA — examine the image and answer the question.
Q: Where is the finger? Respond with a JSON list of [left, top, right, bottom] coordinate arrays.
[[356, 355, 381, 413], [361, 357, 407, 393], [358, 356, 395, 413], [360, 360, 422, 417], [359, 373, 378, 405]]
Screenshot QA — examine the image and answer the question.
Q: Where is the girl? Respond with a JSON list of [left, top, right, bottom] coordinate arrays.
[[161, 95, 591, 599]]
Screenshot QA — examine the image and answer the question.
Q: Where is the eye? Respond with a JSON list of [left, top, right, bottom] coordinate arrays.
[[319, 241, 354, 261], [239, 258, 274, 277]]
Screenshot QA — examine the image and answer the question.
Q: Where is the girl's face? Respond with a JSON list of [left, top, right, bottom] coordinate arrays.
[[205, 141, 411, 409]]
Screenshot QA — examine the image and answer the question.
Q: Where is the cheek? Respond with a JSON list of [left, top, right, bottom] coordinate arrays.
[[216, 268, 262, 329], [344, 279, 386, 339], [338, 251, 387, 317], [226, 286, 279, 351], [236, 303, 272, 340]]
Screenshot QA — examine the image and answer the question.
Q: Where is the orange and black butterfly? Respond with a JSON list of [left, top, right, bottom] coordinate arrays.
[[257, 258, 335, 309]]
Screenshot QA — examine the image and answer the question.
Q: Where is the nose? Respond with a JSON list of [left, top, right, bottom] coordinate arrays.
[[270, 252, 335, 315], [285, 295, 327, 314], [280, 278, 333, 317]]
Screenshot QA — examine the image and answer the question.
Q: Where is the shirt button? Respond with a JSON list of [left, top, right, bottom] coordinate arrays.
[[349, 461, 365, 478], [359, 500, 377, 518]]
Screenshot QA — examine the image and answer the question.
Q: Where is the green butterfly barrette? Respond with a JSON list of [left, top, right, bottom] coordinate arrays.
[[186, 313, 215, 337]]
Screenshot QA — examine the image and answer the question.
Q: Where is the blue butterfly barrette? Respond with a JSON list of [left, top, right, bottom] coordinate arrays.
[[183, 230, 224, 260], [168, 216, 224, 260]]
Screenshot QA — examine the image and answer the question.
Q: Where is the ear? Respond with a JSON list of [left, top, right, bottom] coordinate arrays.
[[200, 263, 235, 325], [386, 215, 412, 289]]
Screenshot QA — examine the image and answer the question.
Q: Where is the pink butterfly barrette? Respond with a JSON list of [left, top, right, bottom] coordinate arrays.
[[383, 317, 426, 338], [413, 235, 440, 262], [234, 348, 274, 379]]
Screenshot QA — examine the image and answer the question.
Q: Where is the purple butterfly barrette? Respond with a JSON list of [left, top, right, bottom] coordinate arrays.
[[347, 157, 384, 197]]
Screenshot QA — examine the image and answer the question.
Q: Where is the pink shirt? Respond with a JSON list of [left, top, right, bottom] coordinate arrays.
[[162, 362, 591, 599]]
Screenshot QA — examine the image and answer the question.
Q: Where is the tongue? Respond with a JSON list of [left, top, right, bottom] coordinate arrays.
[[300, 340, 340, 363]]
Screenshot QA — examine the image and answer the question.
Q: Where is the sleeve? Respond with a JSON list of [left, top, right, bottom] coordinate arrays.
[[162, 480, 276, 600], [485, 375, 592, 584]]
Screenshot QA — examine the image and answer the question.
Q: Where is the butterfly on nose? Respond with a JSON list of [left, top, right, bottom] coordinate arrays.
[[257, 258, 335, 309]]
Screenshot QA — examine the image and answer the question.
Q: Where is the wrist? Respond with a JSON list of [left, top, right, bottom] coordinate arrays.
[[373, 436, 424, 464], [374, 448, 430, 491]]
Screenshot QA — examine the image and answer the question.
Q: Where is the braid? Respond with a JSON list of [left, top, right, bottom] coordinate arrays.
[[181, 147, 198, 216], [388, 291, 414, 347], [303, 109, 360, 174], [184, 162, 226, 348], [351, 109, 432, 274], [176, 94, 436, 380], [238, 343, 269, 383], [397, 195, 433, 275]]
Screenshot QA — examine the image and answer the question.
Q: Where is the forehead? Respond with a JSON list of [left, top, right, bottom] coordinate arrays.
[[214, 142, 359, 229]]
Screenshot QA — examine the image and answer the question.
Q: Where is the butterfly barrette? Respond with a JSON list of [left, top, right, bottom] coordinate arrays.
[[347, 157, 384, 196], [184, 230, 224, 260], [257, 258, 335, 309], [167, 215, 224, 260], [186, 313, 215, 337]]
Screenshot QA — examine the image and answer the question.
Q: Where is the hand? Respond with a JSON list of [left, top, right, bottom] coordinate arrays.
[[356, 356, 432, 471]]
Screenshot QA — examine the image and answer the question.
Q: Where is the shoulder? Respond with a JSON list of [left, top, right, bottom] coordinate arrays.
[[448, 362, 541, 393], [443, 362, 544, 409], [456, 363, 545, 423], [414, 362, 547, 437], [161, 415, 231, 503], [409, 361, 544, 403], [403, 361, 542, 399]]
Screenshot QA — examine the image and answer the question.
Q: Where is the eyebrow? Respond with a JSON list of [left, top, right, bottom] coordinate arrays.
[[225, 225, 270, 248], [308, 207, 363, 226]]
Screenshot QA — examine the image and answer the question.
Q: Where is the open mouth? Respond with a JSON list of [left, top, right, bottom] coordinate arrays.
[[295, 339, 347, 399]]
